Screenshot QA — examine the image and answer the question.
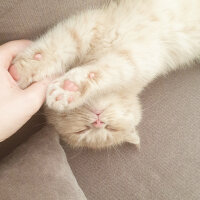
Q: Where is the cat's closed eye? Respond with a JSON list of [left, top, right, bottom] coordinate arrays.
[[105, 125, 119, 132], [74, 126, 90, 134]]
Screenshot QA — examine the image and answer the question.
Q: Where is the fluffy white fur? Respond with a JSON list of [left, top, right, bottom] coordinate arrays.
[[13, 0, 200, 149]]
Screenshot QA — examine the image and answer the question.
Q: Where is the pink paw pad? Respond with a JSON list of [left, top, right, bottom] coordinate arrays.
[[9, 65, 20, 81], [56, 94, 63, 101], [34, 53, 42, 61], [63, 80, 78, 92], [88, 72, 95, 79]]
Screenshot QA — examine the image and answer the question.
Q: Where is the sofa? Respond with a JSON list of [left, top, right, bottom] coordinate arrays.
[[0, 1, 200, 199]]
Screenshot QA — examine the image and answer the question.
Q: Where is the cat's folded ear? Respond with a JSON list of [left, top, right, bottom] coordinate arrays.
[[126, 129, 140, 148]]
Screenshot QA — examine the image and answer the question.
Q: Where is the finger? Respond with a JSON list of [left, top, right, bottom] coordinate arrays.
[[8, 64, 20, 81], [0, 40, 31, 69], [0, 79, 50, 142], [21, 79, 51, 114]]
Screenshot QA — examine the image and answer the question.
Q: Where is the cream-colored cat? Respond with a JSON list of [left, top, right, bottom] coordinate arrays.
[[12, 0, 200, 149]]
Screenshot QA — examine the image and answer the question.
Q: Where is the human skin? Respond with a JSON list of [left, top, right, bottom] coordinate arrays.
[[0, 40, 50, 142]]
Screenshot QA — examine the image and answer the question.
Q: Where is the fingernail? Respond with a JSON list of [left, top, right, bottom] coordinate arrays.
[[9, 65, 20, 81]]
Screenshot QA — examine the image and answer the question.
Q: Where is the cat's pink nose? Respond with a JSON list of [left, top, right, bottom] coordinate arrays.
[[92, 110, 104, 115], [92, 119, 105, 128]]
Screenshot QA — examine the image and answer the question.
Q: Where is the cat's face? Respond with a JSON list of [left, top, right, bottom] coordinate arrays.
[[46, 92, 142, 149]]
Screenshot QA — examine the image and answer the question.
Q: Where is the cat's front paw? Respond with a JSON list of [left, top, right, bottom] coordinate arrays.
[[46, 68, 96, 111], [11, 50, 45, 88], [11, 44, 62, 89]]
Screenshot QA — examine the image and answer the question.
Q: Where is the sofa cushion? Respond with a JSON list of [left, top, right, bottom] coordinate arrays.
[[0, 127, 87, 200]]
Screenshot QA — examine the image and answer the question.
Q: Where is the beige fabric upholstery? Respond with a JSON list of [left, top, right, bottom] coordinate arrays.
[[0, 0, 200, 199], [0, 127, 87, 200], [0, 0, 108, 44]]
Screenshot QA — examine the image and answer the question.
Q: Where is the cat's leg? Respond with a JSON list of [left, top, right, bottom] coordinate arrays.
[[46, 52, 137, 111], [11, 12, 99, 89]]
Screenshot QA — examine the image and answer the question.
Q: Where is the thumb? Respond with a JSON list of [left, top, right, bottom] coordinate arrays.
[[22, 79, 51, 114], [0, 79, 50, 142]]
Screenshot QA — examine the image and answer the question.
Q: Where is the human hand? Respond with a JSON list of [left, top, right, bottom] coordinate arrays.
[[0, 40, 50, 142]]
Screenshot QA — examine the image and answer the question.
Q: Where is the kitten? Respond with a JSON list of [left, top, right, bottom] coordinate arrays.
[[12, 0, 200, 149]]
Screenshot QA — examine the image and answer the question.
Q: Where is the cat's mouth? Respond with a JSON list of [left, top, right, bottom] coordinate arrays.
[[92, 119, 105, 128]]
